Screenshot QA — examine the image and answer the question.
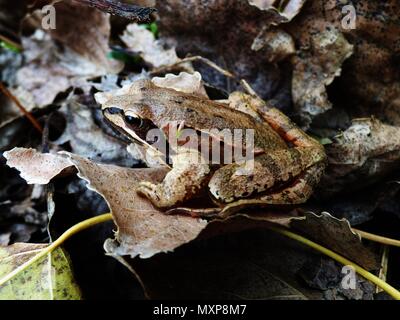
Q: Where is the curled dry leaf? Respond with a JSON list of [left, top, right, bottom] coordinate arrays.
[[320, 118, 400, 196], [248, 0, 306, 22], [290, 212, 379, 270], [283, 0, 400, 125], [151, 72, 207, 97], [0, 244, 82, 300], [46, 1, 122, 74], [291, 28, 353, 128], [3, 148, 207, 259], [251, 26, 295, 63], [3, 148, 73, 185], [66, 154, 208, 258], [72, 0, 156, 22], [121, 23, 180, 68], [95, 72, 206, 109]]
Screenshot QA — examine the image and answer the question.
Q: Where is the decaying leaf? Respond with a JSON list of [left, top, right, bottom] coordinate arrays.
[[151, 71, 207, 97], [4, 148, 378, 270], [13, 1, 122, 108], [56, 97, 137, 167], [284, 0, 400, 126], [46, 1, 122, 74], [66, 155, 207, 258], [4, 148, 73, 185], [320, 118, 400, 196], [3, 148, 207, 259], [155, 0, 290, 102], [0, 88, 35, 129], [121, 23, 180, 68], [251, 26, 295, 63], [0, 243, 82, 300], [291, 28, 353, 127], [290, 212, 379, 270], [248, 0, 306, 23]]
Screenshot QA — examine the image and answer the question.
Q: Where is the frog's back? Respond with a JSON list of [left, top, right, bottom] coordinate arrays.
[[147, 87, 288, 151]]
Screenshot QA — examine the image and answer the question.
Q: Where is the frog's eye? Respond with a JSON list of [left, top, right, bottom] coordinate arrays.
[[125, 115, 143, 128]]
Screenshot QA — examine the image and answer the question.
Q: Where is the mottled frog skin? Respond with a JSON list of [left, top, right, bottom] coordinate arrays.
[[99, 80, 327, 217]]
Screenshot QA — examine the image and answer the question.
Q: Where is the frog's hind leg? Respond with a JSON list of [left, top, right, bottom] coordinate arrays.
[[137, 149, 211, 209], [219, 163, 325, 218]]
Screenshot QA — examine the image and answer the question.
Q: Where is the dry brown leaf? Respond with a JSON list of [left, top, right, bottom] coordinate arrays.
[[320, 118, 400, 196], [284, 0, 400, 125], [248, 0, 306, 22], [14, 1, 122, 108], [291, 28, 353, 127], [66, 154, 208, 258], [3, 148, 73, 185], [47, 1, 122, 74], [121, 23, 180, 68], [151, 72, 207, 97], [56, 97, 137, 167], [155, 1, 289, 101], [3, 148, 207, 258], [251, 26, 295, 63], [4, 148, 377, 267], [290, 212, 379, 270]]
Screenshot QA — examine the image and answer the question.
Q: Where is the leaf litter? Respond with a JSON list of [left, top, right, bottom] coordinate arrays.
[[0, 0, 399, 300]]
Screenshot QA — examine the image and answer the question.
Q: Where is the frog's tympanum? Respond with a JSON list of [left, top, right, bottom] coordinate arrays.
[[98, 79, 327, 217]]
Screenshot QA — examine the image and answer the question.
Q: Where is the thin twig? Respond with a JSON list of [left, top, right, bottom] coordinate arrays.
[[74, 0, 156, 22], [0, 82, 43, 133], [151, 56, 236, 78]]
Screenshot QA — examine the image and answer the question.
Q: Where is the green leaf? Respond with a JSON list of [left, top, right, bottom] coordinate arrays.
[[143, 22, 159, 38], [0, 243, 82, 300], [107, 50, 142, 64]]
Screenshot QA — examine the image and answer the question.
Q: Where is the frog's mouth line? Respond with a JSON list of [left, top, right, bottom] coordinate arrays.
[[102, 108, 171, 163], [102, 111, 146, 146]]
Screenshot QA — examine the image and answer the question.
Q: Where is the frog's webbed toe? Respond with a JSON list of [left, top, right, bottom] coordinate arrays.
[[137, 182, 161, 204], [137, 181, 185, 208]]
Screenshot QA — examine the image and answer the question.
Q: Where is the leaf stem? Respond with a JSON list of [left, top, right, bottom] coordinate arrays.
[[268, 225, 400, 300], [353, 229, 400, 247], [0, 213, 113, 287]]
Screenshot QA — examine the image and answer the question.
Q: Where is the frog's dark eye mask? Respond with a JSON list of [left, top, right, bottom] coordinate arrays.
[[103, 107, 158, 143]]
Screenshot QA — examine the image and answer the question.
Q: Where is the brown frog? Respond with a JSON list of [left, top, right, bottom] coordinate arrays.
[[98, 79, 327, 217]]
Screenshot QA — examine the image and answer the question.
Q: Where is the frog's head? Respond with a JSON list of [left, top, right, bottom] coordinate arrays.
[[96, 79, 166, 147]]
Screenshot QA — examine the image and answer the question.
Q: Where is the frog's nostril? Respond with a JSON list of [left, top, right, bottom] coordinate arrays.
[[106, 107, 123, 115]]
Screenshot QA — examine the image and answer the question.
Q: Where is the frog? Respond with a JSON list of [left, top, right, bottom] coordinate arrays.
[[98, 79, 327, 218]]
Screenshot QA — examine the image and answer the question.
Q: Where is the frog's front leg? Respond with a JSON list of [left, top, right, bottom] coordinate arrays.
[[137, 148, 211, 208]]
